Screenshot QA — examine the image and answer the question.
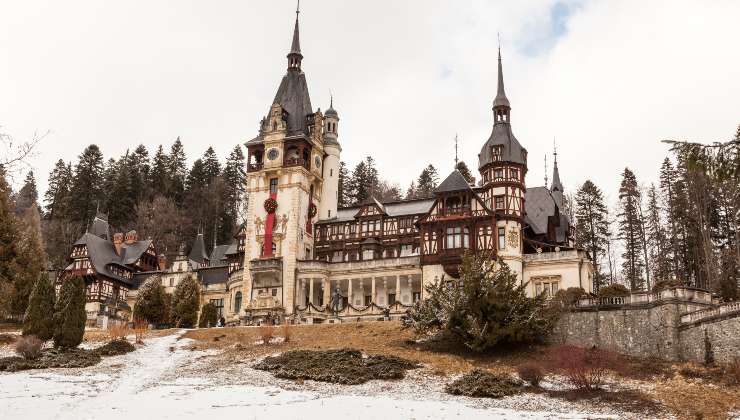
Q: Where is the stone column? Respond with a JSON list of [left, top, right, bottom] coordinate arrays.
[[348, 278, 353, 306], [308, 278, 314, 307], [323, 278, 331, 308], [395, 275, 401, 304], [371, 277, 376, 304]]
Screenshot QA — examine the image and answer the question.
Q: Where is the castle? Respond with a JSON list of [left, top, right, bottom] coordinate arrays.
[[58, 8, 594, 326]]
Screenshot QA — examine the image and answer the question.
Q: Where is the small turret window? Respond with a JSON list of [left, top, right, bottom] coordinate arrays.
[[494, 168, 504, 181], [510, 168, 519, 181], [492, 146, 503, 161]]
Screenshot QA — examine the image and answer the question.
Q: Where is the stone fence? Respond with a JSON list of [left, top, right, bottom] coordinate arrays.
[[554, 287, 740, 364]]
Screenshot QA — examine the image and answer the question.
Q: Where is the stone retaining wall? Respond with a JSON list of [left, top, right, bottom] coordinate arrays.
[[553, 288, 740, 364]]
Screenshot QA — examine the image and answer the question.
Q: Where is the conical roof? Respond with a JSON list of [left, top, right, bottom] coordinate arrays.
[[493, 48, 510, 108]]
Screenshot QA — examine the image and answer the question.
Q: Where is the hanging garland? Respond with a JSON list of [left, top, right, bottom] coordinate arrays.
[[264, 197, 278, 214], [307, 202, 317, 218]]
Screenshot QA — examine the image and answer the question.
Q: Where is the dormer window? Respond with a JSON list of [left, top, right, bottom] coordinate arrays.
[[492, 145, 503, 162]]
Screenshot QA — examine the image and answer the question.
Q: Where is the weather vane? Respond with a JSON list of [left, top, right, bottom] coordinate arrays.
[[454, 134, 459, 167]]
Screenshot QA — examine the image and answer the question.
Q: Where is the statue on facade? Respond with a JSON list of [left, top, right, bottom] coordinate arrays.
[[255, 216, 264, 235], [330, 287, 342, 316]]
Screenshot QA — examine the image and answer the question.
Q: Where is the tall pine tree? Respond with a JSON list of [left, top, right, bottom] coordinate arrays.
[[416, 164, 440, 198], [574, 180, 610, 291], [618, 168, 645, 290], [69, 144, 105, 226]]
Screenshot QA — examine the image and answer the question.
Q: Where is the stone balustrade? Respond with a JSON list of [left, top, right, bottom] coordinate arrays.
[[576, 287, 713, 309], [681, 301, 740, 324]]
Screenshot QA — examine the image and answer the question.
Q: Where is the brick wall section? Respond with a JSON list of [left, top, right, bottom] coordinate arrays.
[[552, 295, 740, 364]]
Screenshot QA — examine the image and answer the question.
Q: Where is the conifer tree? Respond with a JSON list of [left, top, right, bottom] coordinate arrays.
[[337, 161, 349, 208], [53, 276, 86, 348], [349, 160, 368, 204], [455, 161, 474, 184], [198, 302, 218, 328], [44, 160, 73, 220], [11, 203, 47, 316], [171, 276, 200, 328], [107, 156, 135, 228], [134, 277, 168, 324], [416, 164, 439, 197], [645, 184, 671, 284], [168, 137, 187, 205], [202, 147, 221, 183], [0, 166, 20, 292], [221, 146, 246, 240], [22, 274, 56, 340], [69, 144, 105, 226], [130, 144, 151, 202], [574, 180, 610, 290], [405, 180, 418, 200], [15, 171, 38, 215], [151, 145, 170, 197], [618, 168, 646, 290]]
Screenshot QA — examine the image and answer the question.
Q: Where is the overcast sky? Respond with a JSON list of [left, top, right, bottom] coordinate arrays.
[[1, 0, 739, 206]]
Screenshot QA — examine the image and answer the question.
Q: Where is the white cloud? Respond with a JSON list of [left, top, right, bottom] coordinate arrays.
[[0, 0, 738, 205]]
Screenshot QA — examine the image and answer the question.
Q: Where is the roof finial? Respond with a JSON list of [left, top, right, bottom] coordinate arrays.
[[553, 137, 558, 164], [296, 0, 300, 15], [330, 92, 333, 109], [544, 154, 548, 188]]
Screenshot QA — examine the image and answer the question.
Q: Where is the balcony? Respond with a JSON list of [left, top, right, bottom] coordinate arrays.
[[250, 257, 282, 273], [283, 157, 310, 170], [247, 162, 263, 172]]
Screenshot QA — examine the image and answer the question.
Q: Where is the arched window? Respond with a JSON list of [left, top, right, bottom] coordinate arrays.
[[234, 292, 242, 314]]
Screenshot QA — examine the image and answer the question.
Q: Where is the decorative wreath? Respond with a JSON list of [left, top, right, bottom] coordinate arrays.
[[307, 202, 317, 218], [264, 197, 278, 214]]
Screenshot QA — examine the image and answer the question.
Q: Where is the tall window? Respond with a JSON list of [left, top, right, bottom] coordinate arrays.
[[493, 168, 504, 181], [445, 226, 463, 249], [269, 178, 278, 194], [209, 298, 224, 317], [498, 227, 506, 250], [491, 145, 503, 161], [510, 168, 519, 181], [494, 196, 505, 210], [234, 292, 242, 313]]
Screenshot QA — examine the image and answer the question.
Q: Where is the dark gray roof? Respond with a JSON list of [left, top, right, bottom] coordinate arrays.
[[435, 170, 472, 193], [478, 123, 527, 168], [72, 233, 152, 286], [271, 71, 313, 135], [89, 213, 110, 240], [198, 266, 229, 286], [188, 234, 209, 264], [209, 244, 231, 266], [316, 198, 434, 224], [524, 187, 556, 235]]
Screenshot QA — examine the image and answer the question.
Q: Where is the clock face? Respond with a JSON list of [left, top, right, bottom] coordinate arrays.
[[314, 155, 322, 168], [267, 148, 279, 161]]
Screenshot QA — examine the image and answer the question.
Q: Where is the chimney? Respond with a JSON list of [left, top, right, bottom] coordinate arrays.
[[125, 230, 138, 245], [157, 254, 167, 271], [113, 233, 124, 256]]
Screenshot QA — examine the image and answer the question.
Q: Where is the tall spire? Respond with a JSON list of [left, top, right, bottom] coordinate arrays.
[[287, 0, 303, 71], [493, 38, 510, 110], [551, 138, 563, 193]]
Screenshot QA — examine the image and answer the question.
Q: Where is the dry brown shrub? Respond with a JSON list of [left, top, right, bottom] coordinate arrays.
[[550, 345, 617, 391], [282, 320, 292, 343], [15, 335, 43, 360], [725, 357, 740, 385], [517, 362, 545, 387], [259, 322, 274, 345], [133, 320, 147, 344], [108, 322, 130, 341]]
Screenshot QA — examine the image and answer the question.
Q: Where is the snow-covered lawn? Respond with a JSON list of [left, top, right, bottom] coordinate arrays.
[[0, 331, 619, 420]]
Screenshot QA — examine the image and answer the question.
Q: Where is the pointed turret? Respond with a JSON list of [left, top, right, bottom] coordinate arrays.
[[287, 4, 303, 71], [478, 46, 526, 169], [493, 47, 510, 109], [550, 147, 564, 208]]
